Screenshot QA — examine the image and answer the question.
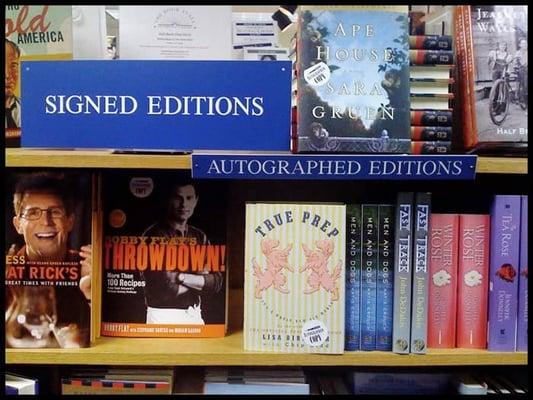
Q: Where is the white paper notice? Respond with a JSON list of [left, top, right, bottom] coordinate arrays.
[[119, 6, 232, 60]]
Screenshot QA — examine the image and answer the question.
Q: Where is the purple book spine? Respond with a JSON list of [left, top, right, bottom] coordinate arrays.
[[487, 195, 521, 352], [516, 195, 528, 351]]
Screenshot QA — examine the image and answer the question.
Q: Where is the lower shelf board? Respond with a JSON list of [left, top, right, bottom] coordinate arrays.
[[6, 330, 527, 366]]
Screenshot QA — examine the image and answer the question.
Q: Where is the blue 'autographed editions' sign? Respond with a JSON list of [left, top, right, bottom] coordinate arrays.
[[21, 60, 291, 151], [192, 153, 478, 180]]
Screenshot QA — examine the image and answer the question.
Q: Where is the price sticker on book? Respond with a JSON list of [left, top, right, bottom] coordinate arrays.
[[302, 320, 328, 347], [303, 62, 331, 87]]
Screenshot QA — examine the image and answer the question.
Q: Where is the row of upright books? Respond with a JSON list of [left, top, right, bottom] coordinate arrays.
[[242, 194, 528, 354], [4, 169, 528, 355]]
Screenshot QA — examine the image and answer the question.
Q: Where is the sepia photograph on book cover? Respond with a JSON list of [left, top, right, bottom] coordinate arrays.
[[471, 5, 528, 144], [101, 170, 228, 338], [5, 170, 92, 348], [5, 5, 73, 147], [296, 6, 411, 153]]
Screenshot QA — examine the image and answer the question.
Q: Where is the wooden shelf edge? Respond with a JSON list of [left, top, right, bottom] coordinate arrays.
[[6, 332, 528, 366], [476, 156, 528, 174], [7, 149, 527, 175], [5, 148, 192, 169]]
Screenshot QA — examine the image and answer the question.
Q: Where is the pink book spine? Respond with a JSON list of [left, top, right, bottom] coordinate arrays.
[[428, 214, 459, 348], [456, 214, 490, 348]]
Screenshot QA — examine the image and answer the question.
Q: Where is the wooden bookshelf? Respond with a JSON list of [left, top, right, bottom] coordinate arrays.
[[476, 156, 528, 174], [5, 148, 192, 170], [6, 149, 528, 174], [6, 332, 527, 366]]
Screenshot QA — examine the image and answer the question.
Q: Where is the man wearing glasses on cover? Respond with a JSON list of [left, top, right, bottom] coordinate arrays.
[[6, 172, 91, 348]]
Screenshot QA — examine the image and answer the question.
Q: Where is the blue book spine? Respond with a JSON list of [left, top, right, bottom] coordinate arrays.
[[361, 205, 378, 350], [488, 195, 521, 351], [392, 192, 414, 354], [377, 205, 395, 351], [516, 195, 528, 351], [345, 204, 362, 351], [410, 192, 431, 354]]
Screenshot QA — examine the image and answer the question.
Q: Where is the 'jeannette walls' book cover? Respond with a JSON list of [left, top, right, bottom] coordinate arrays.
[[295, 6, 410, 153], [244, 203, 345, 354]]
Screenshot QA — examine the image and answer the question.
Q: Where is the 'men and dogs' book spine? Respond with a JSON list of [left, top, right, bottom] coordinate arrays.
[[392, 192, 414, 354], [516, 195, 528, 351], [457, 214, 490, 349], [361, 205, 378, 351], [345, 204, 362, 351], [410, 192, 431, 354], [488, 196, 521, 352], [376, 204, 395, 351], [428, 214, 459, 348]]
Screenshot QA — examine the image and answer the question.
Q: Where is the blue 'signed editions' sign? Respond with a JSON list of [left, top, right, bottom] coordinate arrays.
[[192, 153, 478, 180], [21, 60, 292, 151]]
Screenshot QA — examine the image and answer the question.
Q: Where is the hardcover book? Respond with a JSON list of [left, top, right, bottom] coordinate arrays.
[[428, 214, 459, 348], [5, 170, 92, 348], [100, 170, 228, 338], [409, 35, 453, 50], [361, 205, 378, 350], [294, 6, 411, 153], [454, 6, 528, 150], [410, 193, 431, 354], [411, 110, 452, 127], [488, 195, 521, 351], [392, 192, 414, 354], [5, 5, 73, 147], [456, 214, 490, 349], [411, 126, 452, 141], [376, 204, 395, 351], [516, 195, 527, 351], [244, 202, 346, 354], [345, 204, 362, 351], [411, 141, 452, 154]]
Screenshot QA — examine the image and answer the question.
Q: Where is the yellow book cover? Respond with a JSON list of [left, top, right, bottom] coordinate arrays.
[[244, 202, 346, 354]]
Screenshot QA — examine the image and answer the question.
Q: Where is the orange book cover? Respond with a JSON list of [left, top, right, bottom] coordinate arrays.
[[100, 170, 228, 338]]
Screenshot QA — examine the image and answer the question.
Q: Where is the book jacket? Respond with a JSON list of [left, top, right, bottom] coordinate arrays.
[[428, 214, 459, 348], [100, 170, 228, 337], [455, 6, 528, 149], [457, 214, 490, 349], [488, 195, 521, 351], [5, 170, 92, 348], [5, 5, 73, 147], [516, 195, 527, 351], [392, 192, 413, 354], [410, 193, 431, 354], [376, 204, 394, 351], [295, 6, 411, 153], [244, 203, 346, 354], [345, 204, 362, 351]]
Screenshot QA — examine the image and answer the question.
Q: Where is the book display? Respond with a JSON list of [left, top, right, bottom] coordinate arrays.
[[4, 4, 528, 396]]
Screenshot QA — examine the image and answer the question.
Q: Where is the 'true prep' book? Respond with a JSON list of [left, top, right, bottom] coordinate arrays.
[[244, 202, 346, 354]]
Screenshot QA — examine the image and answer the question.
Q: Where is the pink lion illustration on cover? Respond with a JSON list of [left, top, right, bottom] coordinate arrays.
[[301, 239, 342, 301], [252, 238, 293, 299]]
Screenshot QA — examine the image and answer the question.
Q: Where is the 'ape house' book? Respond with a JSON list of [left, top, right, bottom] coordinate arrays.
[[5, 170, 92, 348], [100, 170, 228, 338], [244, 202, 346, 354], [294, 5, 411, 153]]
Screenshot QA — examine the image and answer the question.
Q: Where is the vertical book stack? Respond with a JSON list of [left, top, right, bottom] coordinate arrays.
[[410, 34, 455, 154]]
